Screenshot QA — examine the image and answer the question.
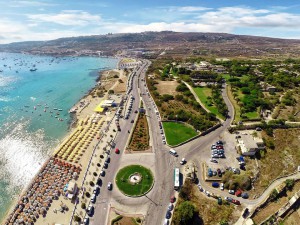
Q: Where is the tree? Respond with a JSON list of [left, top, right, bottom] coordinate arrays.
[[220, 220, 229, 225], [74, 215, 81, 222], [270, 189, 278, 201], [108, 89, 114, 94], [285, 179, 295, 190], [177, 201, 196, 224]]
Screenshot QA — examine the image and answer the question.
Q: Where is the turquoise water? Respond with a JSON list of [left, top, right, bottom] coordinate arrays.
[[0, 52, 118, 220]]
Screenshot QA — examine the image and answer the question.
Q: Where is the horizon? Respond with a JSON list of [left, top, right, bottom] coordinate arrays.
[[1, 0, 300, 44]]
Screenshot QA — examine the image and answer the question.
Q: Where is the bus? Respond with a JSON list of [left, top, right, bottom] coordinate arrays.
[[174, 168, 180, 190]]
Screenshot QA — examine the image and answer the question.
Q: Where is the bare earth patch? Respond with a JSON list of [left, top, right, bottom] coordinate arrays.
[[156, 80, 179, 95]]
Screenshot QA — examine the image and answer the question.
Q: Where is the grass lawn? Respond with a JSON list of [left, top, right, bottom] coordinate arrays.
[[163, 121, 198, 146], [115, 165, 154, 196], [193, 87, 224, 119], [244, 111, 259, 119]]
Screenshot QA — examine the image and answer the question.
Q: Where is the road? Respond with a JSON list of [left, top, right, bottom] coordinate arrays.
[[91, 60, 300, 225]]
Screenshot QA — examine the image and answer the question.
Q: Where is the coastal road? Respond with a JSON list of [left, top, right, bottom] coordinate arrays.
[[91, 61, 153, 225]]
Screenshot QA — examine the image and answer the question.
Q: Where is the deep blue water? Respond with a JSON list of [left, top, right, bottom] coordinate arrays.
[[0, 52, 118, 220]]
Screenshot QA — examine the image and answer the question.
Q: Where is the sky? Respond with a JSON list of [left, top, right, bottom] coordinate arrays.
[[1, 0, 300, 44]]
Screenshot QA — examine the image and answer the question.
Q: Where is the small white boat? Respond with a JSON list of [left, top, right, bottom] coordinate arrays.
[[58, 109, 63, 111]]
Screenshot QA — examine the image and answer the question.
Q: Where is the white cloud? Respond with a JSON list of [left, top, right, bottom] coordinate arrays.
[[176, 6, 211, 12], [28, 10, 102, 26]]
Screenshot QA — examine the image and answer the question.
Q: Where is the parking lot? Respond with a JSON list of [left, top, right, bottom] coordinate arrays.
[[204, 131, 241, 179]]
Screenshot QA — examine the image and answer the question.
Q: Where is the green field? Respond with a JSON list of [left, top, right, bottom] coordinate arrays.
[[115, 165, 154, 196], [193, 87, 224, 119], [163, 122, 198, 146]]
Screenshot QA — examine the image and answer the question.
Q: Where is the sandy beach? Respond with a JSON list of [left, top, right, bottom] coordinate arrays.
[[1, 57, 132, 225]]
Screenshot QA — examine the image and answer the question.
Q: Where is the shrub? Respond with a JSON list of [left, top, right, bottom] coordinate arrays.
[[89, 181, 95, 187], [85, 192, 91, 198], [81, 203, 86, 209]]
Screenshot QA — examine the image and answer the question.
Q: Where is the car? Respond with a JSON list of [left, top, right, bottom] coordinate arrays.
[[235, 189, 242, 197], [210, 159, 218, 163], [162, 140, 166, 144], [93, 186, 100, 195], [225, 197, 233, 202], [165, 211, 171, 219], [103, 162, 108, 169], [107, 182, 112, 190], [205, 190, 210, 196], [219, 154, 225, 158], [197, 184, 203, 191], [91, 193, 96, 203], [100, 170, 105, 177], [216, 140, 223, 145], [180, 158, 186, 165], [229, 190, 235, 194], [217, 197, 222, 205], [115, 148, 120, 154], [213, 171, 217, 176], [242, 208, 249, 218], [96, 178, 102, 186], [220, 183, 224, 190], [232, 199, 241, 205], [131, 119, 134, 123], [212, 154, 219, 158], [163, 219, 169, 225], [217, 146, 223, 150], [170, 196, 176, 203], [168, 203, 173, 211], [241, 193, 249, 199], [105, 156, 110, 163], [160, 130, 164, 134], [87, 205, 94, 216], [134, 110, 138, 113], [83, 216, 89, 224], [217, 169, 222, 177]]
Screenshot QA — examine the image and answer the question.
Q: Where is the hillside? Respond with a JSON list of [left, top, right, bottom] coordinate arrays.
[[1, 31, 300, 58]]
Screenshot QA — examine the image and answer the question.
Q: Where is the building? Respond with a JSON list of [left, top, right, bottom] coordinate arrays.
[[238, 134, 264, 156], [260, 82, 277, 93]]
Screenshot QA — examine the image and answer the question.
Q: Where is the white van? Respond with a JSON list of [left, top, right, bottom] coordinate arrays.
[[169, 149, 177, 156]]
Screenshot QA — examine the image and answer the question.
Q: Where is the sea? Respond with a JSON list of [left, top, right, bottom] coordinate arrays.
[[0, 52, 118, 221]]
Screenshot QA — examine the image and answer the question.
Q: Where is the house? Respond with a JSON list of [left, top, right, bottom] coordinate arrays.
[[238, 134, 264, 156], [260, 82, 277, 93]]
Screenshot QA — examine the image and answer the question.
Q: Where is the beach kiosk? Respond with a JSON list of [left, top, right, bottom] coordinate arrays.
[[67, 181, 78, 200]]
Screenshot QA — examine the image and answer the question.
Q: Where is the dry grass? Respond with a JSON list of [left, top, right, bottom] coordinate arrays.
[[277, 88, 300, 121], [252, 181, 300, 224], [156, 80, 179, 95], [112, 216, 139, 225], [248, 129, 300, 197], [173, 180, 241, 225]]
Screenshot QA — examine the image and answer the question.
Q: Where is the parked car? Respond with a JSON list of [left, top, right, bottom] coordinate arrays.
[[235, 189, 242, 197], [212, 182, 219, 188], [197, 184, 203, 191], [241, 193, 249, 199], [213, 171, 217, 176], [216, 140, 223, 145], [115, 148, 120, 154], [217, 197, 222, 205], [217, 169, 222, 177], [225, 197, 232, 202], [100, 170, 105, 177], [229, 190, 235, 194], [220, 183, 224, 191], [210, 159, 218, 163], [170, 196, 176, 203], [180, 158, 186, 165], [232, 199, 241, 205], [105, 156, 110, 163], [163, 219, 169, 225], [93, 186, 100, 195], [131, 119, 134, 123], [96, 178, 102, 186], [107, 182, 112, 190], [165, 211, 171, 219], [168, 203, 173, 211], [242, 208, 249, 218], [87, 205, 94, 216], [83, 216, 89, 225], [91, 193, 96, 203]]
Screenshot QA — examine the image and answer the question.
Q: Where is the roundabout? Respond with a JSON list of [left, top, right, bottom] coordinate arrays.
[[115, 165, 154, 197]]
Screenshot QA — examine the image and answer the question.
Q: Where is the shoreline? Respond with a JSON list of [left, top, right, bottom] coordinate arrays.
[[1, 58, 122, 225]]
